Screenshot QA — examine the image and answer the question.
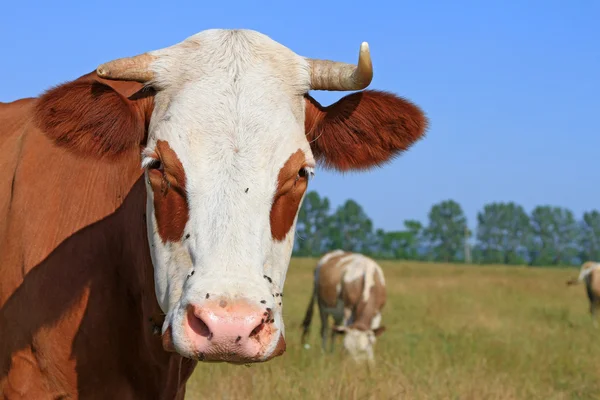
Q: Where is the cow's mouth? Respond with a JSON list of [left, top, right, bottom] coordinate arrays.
[[161, 310, 287, 363]]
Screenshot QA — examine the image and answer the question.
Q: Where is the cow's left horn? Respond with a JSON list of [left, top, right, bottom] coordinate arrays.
[[96, 53, 156, 82], [307, 42, 373, 91]]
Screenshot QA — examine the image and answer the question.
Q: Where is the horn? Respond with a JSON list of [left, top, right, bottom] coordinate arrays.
[[96, 53, 156, 82], [308, 42, 373, 91]]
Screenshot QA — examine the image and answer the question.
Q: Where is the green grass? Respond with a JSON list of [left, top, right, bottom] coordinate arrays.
[[185, 258, 600, 400]]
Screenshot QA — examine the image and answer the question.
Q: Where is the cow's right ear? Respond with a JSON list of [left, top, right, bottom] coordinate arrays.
[[304, 90, 428, 172], [333, 326, 348, 335], [34, 71, 154, 158]]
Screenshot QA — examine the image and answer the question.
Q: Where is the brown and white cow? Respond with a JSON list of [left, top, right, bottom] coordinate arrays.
[[0, 29, 427, 397], [566, 261, 600, 325], [301, 250, 387, 364]]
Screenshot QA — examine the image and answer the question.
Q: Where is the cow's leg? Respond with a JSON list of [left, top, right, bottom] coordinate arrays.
[[329, 307, 350, 353], [329, 314, 342, 353], [319, 304, 329, 352], [342, 307, 353, 326], [329, 329, 336, 352], [591, 301, 599, 328]]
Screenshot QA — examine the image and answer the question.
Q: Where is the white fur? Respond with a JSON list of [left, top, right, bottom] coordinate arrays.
[[341, 329, 376, 365], [140, 29, 317, 359]]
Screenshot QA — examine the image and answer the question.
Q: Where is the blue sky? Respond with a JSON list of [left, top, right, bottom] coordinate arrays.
[[2, 0, 599, 232]]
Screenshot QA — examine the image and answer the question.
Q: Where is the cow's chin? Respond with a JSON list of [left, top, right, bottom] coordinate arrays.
[[161, 315, 287, 364]]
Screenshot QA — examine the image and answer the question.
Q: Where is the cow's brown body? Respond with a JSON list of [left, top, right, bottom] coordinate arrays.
[[0, 73, 196, 399]]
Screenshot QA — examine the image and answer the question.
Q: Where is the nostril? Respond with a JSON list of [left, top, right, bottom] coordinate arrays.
[[249, 321, 265, 338], [187, 308, 211, 338]]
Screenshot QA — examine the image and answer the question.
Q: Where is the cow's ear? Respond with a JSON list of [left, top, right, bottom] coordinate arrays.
[[304, 90, 428, 172], [34, 71, 154, 158], [373, 326, 386, 337], [333, 326, 348, 335]]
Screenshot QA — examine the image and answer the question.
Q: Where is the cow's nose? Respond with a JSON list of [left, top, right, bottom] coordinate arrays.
[[183, 300, 280, 363]]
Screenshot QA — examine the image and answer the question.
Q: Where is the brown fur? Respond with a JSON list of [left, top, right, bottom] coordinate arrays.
[[148, 140, 189, 243], [304, 90, 428, 172], [34, 71, 154, 159], [0, 72, 195, 399], [589, 271, 600, 304], [317, 253, 350, 308], [351, 272, 386, 334], [270, 149, 309, 241]]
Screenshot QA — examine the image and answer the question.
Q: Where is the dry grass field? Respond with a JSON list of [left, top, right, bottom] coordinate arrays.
[[185, 258, 600, 400]]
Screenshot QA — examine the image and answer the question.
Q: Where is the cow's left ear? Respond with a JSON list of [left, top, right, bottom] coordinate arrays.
[[373, 326, 386, 337], [304, 90, 428, 172]]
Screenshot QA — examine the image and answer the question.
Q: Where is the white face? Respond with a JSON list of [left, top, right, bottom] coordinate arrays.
[[97, 27, 427, 364], [341, 329, 377, 363], [141, 30, 314, 363]]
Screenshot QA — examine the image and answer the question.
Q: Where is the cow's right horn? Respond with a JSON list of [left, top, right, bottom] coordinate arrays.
[[307, 42, 373, 91], [96, 53, 156, 83]]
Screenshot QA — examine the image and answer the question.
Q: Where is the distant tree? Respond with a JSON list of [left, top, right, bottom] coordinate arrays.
[[404, 219, 425, 260], [476, 202, 530, 265], [579, 210, 600, 262], [528, 206, 580, 266], [326, 199, 373, 253], [374, 220, 423, 260], [293, 191, 330, 256], [425, 200, 468, 262], [292, 192, 592, 269]]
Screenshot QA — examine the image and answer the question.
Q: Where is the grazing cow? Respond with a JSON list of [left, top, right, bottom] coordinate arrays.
[[566, 261, 600, 324], [0, 29, 427, 398], [301, 250, 386, 364]]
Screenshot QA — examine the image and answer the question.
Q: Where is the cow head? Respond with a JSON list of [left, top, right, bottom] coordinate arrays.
[[97, 29, 426, 364], [335, 324, 386, 364]]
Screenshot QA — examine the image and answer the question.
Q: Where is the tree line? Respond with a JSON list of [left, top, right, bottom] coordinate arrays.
[[293, 191, 600, 267]]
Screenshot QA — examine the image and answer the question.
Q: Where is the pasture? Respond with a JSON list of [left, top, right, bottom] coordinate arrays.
[[186, 258, 600, 399]]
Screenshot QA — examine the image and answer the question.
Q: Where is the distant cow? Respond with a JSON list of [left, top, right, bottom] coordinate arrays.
[[567, 261, 600, 324], [301, 250, 386, 364]]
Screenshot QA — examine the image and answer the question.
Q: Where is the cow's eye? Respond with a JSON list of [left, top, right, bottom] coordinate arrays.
[[297, 167, 314, 181], [148, 159, 164, 172]]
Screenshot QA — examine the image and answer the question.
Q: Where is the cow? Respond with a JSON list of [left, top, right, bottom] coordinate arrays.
[[301, 250, 387, 364], [0, 29, 427, 398], [566, 261, 600, 326]]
